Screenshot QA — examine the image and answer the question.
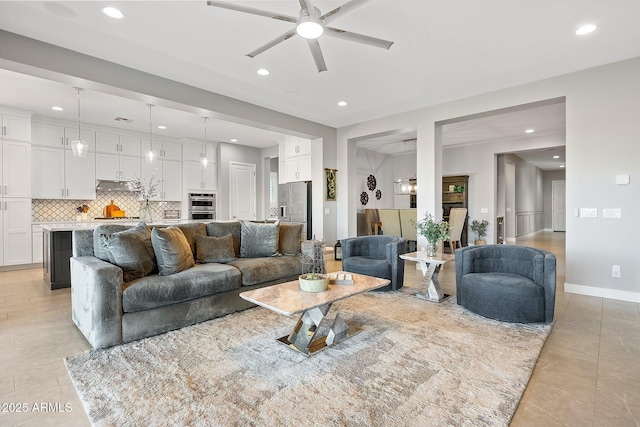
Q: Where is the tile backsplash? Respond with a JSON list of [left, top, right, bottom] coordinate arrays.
[[32, 192, 182, 222]]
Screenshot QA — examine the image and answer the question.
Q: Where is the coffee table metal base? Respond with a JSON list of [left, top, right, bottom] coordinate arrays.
[[276, 303, 361, 356]]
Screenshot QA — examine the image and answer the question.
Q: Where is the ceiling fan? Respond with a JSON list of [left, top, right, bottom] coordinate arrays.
[[206, 0, 394, 72]]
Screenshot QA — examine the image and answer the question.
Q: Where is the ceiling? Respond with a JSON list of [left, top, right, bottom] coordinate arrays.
[[1, 1, 639, 156]]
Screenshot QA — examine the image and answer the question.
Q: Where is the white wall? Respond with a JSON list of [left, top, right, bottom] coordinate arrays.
[[338, 57, 640, 303]]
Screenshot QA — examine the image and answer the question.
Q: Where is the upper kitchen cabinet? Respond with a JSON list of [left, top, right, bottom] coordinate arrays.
[[183, 141, 217, 191], [31, 146, 95, 199], [141, 137, 183, 201], [31, 122, 96, 151], [279, 136, 312, 183], [1, 113, 31, 143], [96, 132, 140, 156]]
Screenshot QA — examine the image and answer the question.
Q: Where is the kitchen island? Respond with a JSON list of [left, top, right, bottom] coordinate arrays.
[[39, 219, 194, 290]]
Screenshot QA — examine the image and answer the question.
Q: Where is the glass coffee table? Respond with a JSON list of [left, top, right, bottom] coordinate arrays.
[[400, 251, 455, 302], [240, 272, 390, 356]]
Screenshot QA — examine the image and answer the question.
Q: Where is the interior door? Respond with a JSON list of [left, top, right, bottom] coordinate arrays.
[[552, 180, 566, 231], [230, 162, 256, 220]]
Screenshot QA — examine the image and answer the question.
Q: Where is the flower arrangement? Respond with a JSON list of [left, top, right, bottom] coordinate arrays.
[[130, 169, 161, 202], [413, 212, 451, 255]]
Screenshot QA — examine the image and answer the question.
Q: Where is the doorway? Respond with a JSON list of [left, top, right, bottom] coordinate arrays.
[[552, 180, 566, 231], [229, 161, 256, 220]]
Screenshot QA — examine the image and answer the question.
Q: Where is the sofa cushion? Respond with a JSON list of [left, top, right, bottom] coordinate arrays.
[[122, 263, 242, 312], [239, 220, 280, 258], [102, 222, 157, 282], [93, 224, 130, 262], [228, 256, 300, 286], [151, 227, 195, 276], [174, 222, 207, 258], [195, 234, 236, 264], [279, 222, 304, 255], [206, 221, 241, 257]]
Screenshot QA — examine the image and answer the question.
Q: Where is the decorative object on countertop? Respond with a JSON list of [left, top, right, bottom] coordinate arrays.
[[470, 219, 489, 245], [413, 212, 451, 257], [298, 272, 329, 292], [76, 204, 89, 221], [131, 169, 161, 223], [325, 168, 337, 201], [301, 239, 326, 275]]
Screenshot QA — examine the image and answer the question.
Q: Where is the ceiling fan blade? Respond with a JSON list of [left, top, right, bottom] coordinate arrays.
[[324, 27, 394, 50], [246, 29, 297, 58], [299, 0, 312, 15], [206, 1, 296, 23], [307, 39, 328, 72], [321, 0, 372, 24]]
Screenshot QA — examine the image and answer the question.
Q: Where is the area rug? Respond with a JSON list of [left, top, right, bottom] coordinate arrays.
[[65, 292, 551, 427]]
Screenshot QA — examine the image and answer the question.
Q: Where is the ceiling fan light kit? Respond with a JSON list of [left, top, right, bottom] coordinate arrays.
[[206, 0, 394, 72]]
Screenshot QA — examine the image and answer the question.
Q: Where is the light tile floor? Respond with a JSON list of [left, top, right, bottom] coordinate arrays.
[[1, 231, 638, 426]]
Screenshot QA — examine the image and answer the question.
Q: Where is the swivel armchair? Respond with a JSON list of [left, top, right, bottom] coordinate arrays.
[[455, 245, 556, 323], [341, 235, 406, 291]]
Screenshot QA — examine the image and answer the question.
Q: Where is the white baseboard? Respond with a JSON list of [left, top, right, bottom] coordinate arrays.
[[564, 282, 640, 303], [506, 237, 516, 243]]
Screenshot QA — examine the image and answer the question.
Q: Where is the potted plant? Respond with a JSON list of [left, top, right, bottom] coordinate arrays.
[[299, 272, 329, 293], [470, 219, 489, 245], [414, 212, 451, 257]]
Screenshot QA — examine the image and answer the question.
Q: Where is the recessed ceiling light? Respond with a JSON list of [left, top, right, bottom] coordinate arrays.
[[51, 106, 64, 111], [525, 129, 535, 133], [560, 165, 565, 168], [553, 155, 560, 159], [337, 101, 348, 107], [230, 139, 238, 142], [157, 125, 166, 130], [102, 7, 124, 19], [257, 69, 270, 76], [576, 24, 597, 35]]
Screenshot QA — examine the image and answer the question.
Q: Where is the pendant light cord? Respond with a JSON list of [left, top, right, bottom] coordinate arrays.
[[75, 87, 83, 139], [202, 116, 208, 160], [147, 104, 153, 152]]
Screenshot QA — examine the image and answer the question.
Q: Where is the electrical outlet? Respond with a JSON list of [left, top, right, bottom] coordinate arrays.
[[612, 265, 621, 278]]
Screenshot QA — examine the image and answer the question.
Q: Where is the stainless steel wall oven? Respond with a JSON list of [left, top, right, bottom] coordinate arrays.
[[188, 193, 216, 220]]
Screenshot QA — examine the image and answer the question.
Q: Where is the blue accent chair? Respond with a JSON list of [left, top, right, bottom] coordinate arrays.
[[341, 235, 406, 291], [455, 245, 556, 323]]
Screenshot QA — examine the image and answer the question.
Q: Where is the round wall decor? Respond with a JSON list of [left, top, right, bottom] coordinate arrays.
[[360, 191, 369, 205], [375, 189, 382, 200], [367, 174, 377, 191]]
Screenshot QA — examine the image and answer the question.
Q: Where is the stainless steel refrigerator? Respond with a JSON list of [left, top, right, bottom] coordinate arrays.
[[278, 181, 312, 240]]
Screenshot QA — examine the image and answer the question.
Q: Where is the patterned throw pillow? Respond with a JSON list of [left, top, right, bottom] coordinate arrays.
[[102, 222, 157, 282], [239, 220, 280, 258], [195, 234, 236, 264], [151, 227, 195, 276]]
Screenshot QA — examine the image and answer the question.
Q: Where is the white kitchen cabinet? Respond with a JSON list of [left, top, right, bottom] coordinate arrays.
[[96, 153, 140, 181], [141, 158, 182, 201], [185, 161, 217, 191], [183, 141, 216, 164], [1, 113, 31, 143], [32, 146, 95, 199], [2, 140, 31, 197], [32, 122, 96, 151], [279, 136, 312, 183], [1, 198, 32, 266], [32, 224, 43, 263], [119, 135, 141, 157], [96, 132, 140, 156]]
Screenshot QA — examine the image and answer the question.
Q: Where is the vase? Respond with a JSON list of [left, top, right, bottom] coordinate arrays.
[[426, 240, 439, 257], [139, 200, 153, 223]]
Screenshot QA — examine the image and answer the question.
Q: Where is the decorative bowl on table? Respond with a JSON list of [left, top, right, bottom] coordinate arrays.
[[299, 273, 329, 293]]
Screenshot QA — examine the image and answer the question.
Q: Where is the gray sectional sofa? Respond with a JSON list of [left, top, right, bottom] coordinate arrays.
[[70, 220, 305, 349]]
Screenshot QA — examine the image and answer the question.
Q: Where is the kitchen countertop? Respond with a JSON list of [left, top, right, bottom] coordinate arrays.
[[38, 218, 197, 231]]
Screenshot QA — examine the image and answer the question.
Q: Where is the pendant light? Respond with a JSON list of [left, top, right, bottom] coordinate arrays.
[[145, 103, 156, 164], [201, 116, 209, 168], [71, 87, 88, 157]]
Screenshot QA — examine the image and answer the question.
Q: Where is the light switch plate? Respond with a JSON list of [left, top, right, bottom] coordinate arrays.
[[603, 208, 621, 218], [481, 208, 489, 213], [616, 175, 630, 185], [580, 208, 598, 218]]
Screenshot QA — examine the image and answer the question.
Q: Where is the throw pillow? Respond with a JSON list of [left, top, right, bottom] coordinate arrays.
[[93, 224, 130, 262], [206, 222, 241, 257], [102, 222, 157, 282], [151, 227, 196, 276], [195, 234, 236, 264], [239, 220, 280, 258], [278, 222, 304, 255], [174, 223, 207, 258]]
